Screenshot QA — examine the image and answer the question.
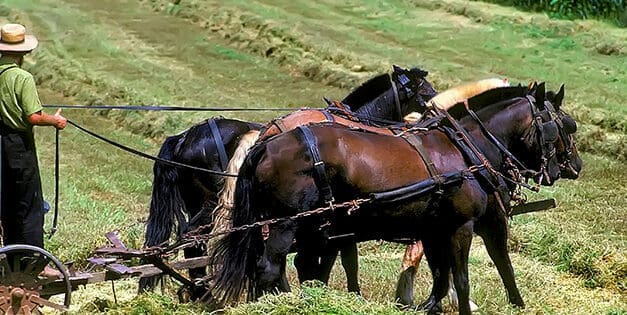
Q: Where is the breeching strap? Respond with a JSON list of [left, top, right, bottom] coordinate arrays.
[[208, 119, 228, 171], [297, 125, 334, 203]]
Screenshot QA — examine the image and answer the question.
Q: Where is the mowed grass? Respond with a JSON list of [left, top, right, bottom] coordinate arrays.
[[0, 0, 625, 313]]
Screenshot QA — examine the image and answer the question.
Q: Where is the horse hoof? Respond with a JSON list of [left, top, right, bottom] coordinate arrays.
[[509, 295, 525, 308], [417, 299, 443, 314]]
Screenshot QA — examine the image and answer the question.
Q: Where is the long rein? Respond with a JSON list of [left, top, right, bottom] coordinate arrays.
[[43, 105, 298, 238]]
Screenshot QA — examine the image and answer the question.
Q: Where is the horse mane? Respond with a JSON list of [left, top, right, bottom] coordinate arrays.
[[403, 78, 509, 123], [428, 78, 510, 110], [341, 73, 392, 110], [448, 85, 530, 120]]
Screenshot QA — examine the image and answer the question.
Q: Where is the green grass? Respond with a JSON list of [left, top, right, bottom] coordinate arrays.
[[1, 0, 625, 313]]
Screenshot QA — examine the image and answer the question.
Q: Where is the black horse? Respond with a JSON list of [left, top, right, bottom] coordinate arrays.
[[139, 65, 438, 293], [209, 84, 580, 314], [139, 118, 262, 292]]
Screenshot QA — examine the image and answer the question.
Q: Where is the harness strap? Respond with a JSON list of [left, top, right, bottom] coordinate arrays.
[[395, 131, 438, 178], [463, 101, 528, 170], [208, 119, 228, 171], [440, 126, 495, 188], [319, 109, 336, 122], [272, 118, 288, 133], [438, 107, 513, 210], [297, 125, 334, 204]]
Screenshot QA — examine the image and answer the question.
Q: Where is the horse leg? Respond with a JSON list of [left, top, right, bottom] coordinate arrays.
[[476, 207, 525, 308], [256, 221, 297, 297], [294, 230, 323, 284], [395, 241, 424, 307], [317, 247, 338, 284], [418, 235, 451, 314], [450, 221, 473, 315], [184, 243, 207, 280], [339, 242, 360, 294], [448, 274, 479, 312]]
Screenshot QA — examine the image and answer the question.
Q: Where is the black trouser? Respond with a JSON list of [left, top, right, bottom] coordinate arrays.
[[0, 125, 44, 248]]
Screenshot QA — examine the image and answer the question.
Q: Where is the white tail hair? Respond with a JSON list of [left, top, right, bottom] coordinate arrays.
[[211, 130, 261, 234]]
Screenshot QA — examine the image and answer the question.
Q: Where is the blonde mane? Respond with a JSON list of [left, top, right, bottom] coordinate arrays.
[[404, 78, 509, 123], [429, 77, 510, 110], [211, 130, 261, 234]]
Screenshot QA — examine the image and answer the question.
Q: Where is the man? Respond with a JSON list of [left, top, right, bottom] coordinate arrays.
[[0, 23, 66, 255]]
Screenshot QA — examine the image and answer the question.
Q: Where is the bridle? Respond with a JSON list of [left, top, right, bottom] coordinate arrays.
[[519, 95, 565, 185], [553, 108, 579, 176], [391, 70, 430, 121], [462, 94, 563, 189]]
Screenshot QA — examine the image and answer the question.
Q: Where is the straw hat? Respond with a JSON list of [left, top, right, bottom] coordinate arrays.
[[0, 23, 38, 53]]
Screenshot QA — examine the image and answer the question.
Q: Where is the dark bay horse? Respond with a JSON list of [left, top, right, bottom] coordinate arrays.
[[209, 85, 580, 314], [394, 83, 583, 311], [140, 65, 437, 293]]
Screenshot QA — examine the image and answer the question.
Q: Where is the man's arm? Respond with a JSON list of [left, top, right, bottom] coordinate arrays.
[[27, 108, 67, 129]]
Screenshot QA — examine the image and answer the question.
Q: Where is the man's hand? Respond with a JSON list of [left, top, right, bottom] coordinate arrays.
[[54, 108, 67, 130], [27, 109, 68, 129]]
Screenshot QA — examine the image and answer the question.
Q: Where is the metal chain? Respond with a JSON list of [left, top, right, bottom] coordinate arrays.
[[149, 198, 372, 254]]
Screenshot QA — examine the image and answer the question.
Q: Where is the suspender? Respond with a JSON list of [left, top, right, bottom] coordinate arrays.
[[0, 65, 17, 242]]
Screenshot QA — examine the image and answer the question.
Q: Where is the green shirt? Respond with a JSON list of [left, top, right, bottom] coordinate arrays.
[[0, 56, 43, 131]]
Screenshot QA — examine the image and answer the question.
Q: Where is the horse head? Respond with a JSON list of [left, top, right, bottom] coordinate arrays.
[[543, 84, 582, 179], [391, 65, 438, 116], [515, 82, 581, 185], [461, 83, 576, 187]]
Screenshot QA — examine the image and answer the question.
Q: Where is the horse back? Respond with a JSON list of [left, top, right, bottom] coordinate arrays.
[[259, 109, 400, 142], [259, 124, 468, 196]]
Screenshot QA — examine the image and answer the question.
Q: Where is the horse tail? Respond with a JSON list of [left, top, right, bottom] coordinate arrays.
[[139, 135, 186, 292], [210, 141, 267, 305], [211, 130, 261, 234]]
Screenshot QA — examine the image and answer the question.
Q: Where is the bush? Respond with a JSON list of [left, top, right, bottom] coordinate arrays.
[[480, 0, 627, 25]]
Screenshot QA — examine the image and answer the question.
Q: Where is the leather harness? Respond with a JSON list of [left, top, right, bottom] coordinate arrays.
[[297, 125, 334, 204], [208, 118, 229, 171]]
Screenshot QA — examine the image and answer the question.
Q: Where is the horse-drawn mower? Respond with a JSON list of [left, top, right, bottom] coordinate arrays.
[[0, 193, 556, 315]]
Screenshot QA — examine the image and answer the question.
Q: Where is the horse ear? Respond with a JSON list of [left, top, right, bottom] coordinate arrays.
[[528, 81, 537, 93], [554, 84, 565, 109], [392, 64, 403, 73], [411, 67, 429, 78], [536, 82, 546, 107]]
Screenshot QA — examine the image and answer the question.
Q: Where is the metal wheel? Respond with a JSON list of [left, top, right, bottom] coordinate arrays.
[[0, 244, 71, 314]]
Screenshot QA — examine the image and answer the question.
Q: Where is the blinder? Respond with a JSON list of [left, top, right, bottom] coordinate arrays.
[[561, 114, 577, 134], [541, 120, 559, 143]]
